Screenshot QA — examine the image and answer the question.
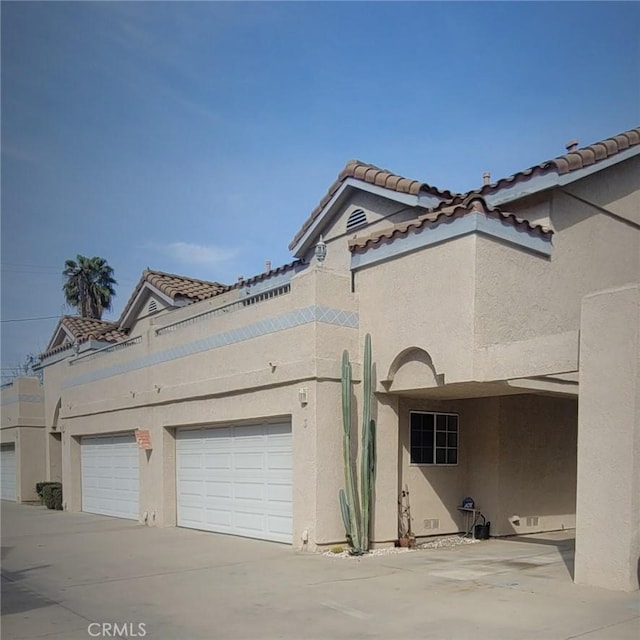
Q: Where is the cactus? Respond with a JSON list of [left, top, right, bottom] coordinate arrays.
[[339, 334, 376, 554]]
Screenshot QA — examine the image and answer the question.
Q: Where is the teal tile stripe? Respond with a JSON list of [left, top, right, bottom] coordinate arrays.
[[63, 305, 358, 389], [0, 394, 44, 406]]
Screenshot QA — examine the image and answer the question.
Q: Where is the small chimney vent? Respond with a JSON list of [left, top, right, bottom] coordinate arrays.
[[565, 139, 579, 153], [265, 260, 271, 272], [482, 172, 491, 186]]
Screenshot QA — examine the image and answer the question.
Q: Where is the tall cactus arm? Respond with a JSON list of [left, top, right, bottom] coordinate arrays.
[[360, 334, 374, 551], [339, 489, 351, 543], [341, 349, 360, 549]]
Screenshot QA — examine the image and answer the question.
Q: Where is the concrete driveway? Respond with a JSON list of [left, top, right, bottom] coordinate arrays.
[[1, 502, 638, 640]]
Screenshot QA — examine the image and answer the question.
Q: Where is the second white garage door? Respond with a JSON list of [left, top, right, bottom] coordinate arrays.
[[81, 434, 139, 520], [177, 422, 292, 543], [1, 444, 17, 501]]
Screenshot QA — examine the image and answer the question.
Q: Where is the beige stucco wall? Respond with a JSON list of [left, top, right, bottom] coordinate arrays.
[[1, 377, 46, 501], [491, 394, 578, 535], [312, 189, 430, 272], [474, 165, 639, 381], [38, 154, 638, 569], [391, 394, 577, 541], [47, 432, 62, 482], [52, 267, 360, 549], [565, 155, 640, 225], [575, 284, 639, 591], [355, 233, 477, 388]]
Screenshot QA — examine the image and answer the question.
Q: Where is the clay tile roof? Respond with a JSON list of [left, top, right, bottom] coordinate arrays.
[[238, 259, 304, 287], [118, 269, 231, 328], [470, 126, 640, 199], [349, 197, 552, 254], [142, 269, 228, 301], [40, 316, 128, 359], [289, 159, 457, 251]]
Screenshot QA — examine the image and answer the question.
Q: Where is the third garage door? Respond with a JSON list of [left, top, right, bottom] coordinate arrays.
[[1, 444, 17, 501], [177, 422, 292, 543]]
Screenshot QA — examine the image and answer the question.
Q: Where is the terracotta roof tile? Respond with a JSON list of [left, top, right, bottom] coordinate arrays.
[[118, 269, 231, 328], [40, 316, 128, 359], [470, 126, 640, 199], [349, 197, 552, 254], [142, 269, 228, 301], [289, 160, 457, 251], [238, 259, 304, 286]]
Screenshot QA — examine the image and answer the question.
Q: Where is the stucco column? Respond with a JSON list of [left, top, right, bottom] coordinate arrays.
[[47, 432, 63, 482], [372, 394, 399, 544], [61, 432, 82, 512], [575, 284, 639, 591]]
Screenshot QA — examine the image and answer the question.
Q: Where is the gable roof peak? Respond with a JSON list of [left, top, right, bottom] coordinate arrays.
[[117, 268, 231, 331], [289, 159, 456, 252]]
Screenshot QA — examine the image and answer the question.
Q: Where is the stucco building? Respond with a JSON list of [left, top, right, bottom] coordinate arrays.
[[1, 376, 46, 503], [32, 127, 639, 591]]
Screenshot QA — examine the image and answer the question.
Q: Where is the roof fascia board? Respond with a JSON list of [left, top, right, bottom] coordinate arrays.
[[240, 264, 307, 298], [350, 213, 551, 271], [119, 282, 177, 329], [486, 145, 640, 208], [293, 178, 435, 256]]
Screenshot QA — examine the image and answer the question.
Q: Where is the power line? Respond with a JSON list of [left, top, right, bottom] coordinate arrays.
[[1, 315, 61, 323]]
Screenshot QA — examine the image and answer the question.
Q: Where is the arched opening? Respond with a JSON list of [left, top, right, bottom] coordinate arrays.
[[383, 347, 444, 393]]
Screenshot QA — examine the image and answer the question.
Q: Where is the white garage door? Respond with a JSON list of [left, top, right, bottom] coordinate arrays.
[[1, 444, 17, 501], [81, 434, 139, 520], [177, 422, 292, 543]]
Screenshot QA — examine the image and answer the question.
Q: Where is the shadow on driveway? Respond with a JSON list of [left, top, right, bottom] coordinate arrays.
[[1, 559, 55, 616], [498, 533, 575, 578]]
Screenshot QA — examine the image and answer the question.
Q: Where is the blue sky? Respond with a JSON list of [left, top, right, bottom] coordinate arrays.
[[1, 1, 638, 379]]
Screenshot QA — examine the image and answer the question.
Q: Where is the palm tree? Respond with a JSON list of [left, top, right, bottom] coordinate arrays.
[[62, 255, 117, 319]]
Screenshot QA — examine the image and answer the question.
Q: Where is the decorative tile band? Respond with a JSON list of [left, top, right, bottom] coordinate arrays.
[[0, 394, 44, 406], [63, 305, 358, 388]]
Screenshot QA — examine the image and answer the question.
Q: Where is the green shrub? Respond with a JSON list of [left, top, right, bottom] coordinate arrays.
[[36, 481, 59, 499], [41, 483, 63, 510], [51, 485, 63, 510]]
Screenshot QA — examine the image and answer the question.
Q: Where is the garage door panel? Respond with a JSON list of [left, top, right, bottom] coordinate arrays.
[[203, 453, 231, 469], [234, 481, 265, 502], [177, 422, 292, 543], [268, 483, 292, 504], [268, 452, 292, 471], [1, 444, 17, 501], [234, 452, 264, 470], [205, 480, 232, 498], [203, 508, 233, 528], [234, 510, 265, 531], [81, 435, 139, 520], [268, 513, 292, 533]]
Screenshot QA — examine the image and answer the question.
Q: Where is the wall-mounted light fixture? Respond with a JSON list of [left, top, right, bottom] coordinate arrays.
[[314, 236, 327, 263], [298, 387, 308, 406]]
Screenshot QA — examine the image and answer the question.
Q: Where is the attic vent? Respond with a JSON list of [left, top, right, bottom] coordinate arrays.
[[148, 299, 158, 314], [346, 208, 367, 232]]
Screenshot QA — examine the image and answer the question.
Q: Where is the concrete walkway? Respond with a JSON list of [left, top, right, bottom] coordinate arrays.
[[1, 502, 638, 640]]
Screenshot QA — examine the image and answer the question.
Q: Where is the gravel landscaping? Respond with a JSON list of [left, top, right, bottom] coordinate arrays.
[[322, 535, 481, 559]]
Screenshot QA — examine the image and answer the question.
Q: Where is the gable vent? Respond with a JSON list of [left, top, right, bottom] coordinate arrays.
[[346, 208, 367, 232], [147, 299, 158, 314]]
